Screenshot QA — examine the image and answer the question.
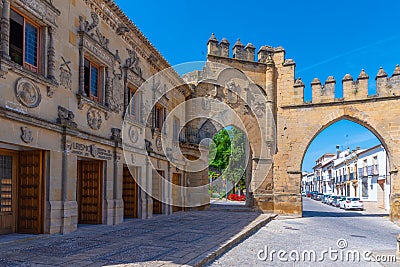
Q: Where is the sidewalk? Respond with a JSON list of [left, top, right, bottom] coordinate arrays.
[[0, 211, 276, 267]]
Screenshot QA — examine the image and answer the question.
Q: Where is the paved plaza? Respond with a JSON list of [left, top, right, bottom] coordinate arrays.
[[208, 198, 400, 267], [0, 209, 274, 267]]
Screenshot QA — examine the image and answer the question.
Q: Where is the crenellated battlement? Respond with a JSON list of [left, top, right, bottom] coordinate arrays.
[[206, 34, 400, 107], [207, 33, 285, 64], [289, 65, 400, 106]]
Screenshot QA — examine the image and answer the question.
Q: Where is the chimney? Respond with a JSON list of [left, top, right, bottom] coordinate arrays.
[[336, 145, 340, 158]]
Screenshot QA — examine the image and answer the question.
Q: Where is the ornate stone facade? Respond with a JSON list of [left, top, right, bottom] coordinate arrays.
[[0, 0, 193, 235]]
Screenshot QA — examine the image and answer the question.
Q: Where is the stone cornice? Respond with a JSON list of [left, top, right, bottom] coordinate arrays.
[[0, 106, 117, 147], [82, 0, 191, 97], [281, 95, 400, 109], [82, 0, 170, 70], [12, 0, 61, 27]]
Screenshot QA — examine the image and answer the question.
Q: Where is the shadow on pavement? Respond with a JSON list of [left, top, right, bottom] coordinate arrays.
[[303, 210, 389, 218]]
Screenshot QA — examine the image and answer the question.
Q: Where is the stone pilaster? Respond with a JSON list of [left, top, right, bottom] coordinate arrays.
[[47, 27, 56, 81], [105, 67, 112, 106], [78, 47, 86, 96], [0, 0, 10, 60]]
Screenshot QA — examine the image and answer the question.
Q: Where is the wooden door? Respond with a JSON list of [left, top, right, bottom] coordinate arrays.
[[172, 173, 184, 212], [0, 151, 17, 235], [152, 170, 163, 214], [123, 166, 138, 218], [18, 151, 44, 234], [78, 160, 102, 224]]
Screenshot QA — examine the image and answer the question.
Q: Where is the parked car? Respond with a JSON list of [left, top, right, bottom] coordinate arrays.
[[307, 192, 313, 197], [327, 195, 338, 205], [322, 194, 331, 204], [310, 191, 319, 199], [333, 197, 346, 207], [340, 197, 364, 210], [301, 191, 307, 197], [315, 193, 324, 201]]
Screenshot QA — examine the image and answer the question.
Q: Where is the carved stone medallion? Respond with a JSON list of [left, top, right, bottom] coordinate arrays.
[[129, 126, 139, 143], [20, 127, 33, 143], [87, 108, 102, 130], [15, 78, 41, 108]]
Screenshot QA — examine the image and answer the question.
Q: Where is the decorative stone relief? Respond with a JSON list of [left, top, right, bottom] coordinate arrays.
[[20, 127, 33, 143], [87, 108, 102, 130], [156, 136, 162, 151], [126, 48, 142, 76], [116, 25, 129, 36], [253, 101, 266, 118], [225, 79, 239, 104], [57, 106, 77, 129], [60, 57, 72, 90], [79, 11, 110, 49], [81, 37, 114, 66], [15, 0, 59, 27], [111, 128, 122, 142], [129, 126, 139, 143], [109, 58, 124, 112], [130, 154, 136, 164], [79, 12, 99, 34], [145, 139, 153, 152], [15, 78, 42, 108]]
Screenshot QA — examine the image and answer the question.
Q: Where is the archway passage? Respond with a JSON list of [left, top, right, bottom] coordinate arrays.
[[301, 119, 390, 213], [274, 100, 400, 220], [207, 126, 251, 207]]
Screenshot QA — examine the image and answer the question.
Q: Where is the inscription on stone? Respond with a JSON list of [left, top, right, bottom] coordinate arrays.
[[66, 142, 113, 160]]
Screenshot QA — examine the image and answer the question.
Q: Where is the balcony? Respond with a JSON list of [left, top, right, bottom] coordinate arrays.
[[372, 164, 379, 175], [179, 126, 199, 145]]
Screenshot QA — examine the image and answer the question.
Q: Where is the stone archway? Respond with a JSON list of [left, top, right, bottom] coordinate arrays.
[[203, 36, 400, 222]]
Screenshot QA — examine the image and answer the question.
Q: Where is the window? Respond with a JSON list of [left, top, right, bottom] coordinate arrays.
[[84, 58, 101, 102], [0, 155, 13, 213], [10, 9, 39, 73], [154, 105, 166, 131], [173, 117, 180, 142], [362, 178, 369, 197], [129, 86, 141, 120]]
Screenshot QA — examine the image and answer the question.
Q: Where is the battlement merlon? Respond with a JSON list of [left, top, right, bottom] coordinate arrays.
[[286, 65, 400, 106], [206, 34, 286, 65]]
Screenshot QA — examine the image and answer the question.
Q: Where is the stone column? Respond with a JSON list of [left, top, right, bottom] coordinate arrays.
[[123, 67, 129, 115], [145, 157, 153, 218], [105, 68, 112, 106], [0, 0, 10, 60], [166, 162, 172, 215], [78, 47, 86, 96], [47, 27, 56, 81]]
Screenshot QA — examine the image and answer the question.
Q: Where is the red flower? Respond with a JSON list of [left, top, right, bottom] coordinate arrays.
[[227, 194, 246, 201]]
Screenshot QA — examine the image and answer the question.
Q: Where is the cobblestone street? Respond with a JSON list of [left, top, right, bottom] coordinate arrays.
[[208, 198, 400, 267], [0, 210, 273, 267]]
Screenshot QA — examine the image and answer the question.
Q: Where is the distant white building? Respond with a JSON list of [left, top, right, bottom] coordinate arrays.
[[302, 172, 314, 192], [356, 145, 389, 211], [313, 153, 336, 193], [309, 144, 389, 211]]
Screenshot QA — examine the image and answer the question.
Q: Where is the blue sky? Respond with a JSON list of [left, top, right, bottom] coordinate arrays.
[[115, 0, 398, 171]]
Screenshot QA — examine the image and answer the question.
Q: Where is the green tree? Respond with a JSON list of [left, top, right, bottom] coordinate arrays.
[[209, 127, 248, 195], [209, 129, 231, 173], [224, 128, 247, 193]]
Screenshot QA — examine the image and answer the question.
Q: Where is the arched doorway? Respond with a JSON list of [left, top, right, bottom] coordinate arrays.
[[207, 126, 251, 207]]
